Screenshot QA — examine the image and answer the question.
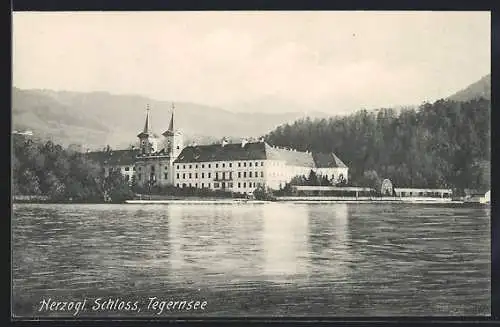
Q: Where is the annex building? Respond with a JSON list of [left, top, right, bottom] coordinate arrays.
[[87, 105, 349, 193]]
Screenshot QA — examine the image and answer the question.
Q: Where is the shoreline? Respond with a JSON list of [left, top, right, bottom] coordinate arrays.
[[13, 197, 490, 206]]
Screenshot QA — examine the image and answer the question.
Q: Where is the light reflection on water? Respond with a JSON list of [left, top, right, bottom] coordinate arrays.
[[12, 203, 490, 317]]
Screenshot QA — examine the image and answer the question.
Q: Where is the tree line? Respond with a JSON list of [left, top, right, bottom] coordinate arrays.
[[12, 136, 133, 203], [264, 98, 490, 193]]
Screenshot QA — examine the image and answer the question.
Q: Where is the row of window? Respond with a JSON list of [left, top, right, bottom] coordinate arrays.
[[176, 171, 265, 180], [177, 161, 265, 170], [174, 182, 262, 189]]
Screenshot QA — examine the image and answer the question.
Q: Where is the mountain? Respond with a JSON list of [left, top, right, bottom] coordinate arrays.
[[447, 74, 490, 102], [11, 88, 327, 150]]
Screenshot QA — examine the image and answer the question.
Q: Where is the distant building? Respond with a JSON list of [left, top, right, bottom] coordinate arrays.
[[394, 188, 453, 198], [86, 104, 349, 193], [12, 130, 33, 136]]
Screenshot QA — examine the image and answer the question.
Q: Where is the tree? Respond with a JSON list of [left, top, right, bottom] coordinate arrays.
[[307, 170, 319, 186]]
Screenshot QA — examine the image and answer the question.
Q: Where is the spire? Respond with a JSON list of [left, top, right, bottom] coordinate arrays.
[[162, 102, 176, 137], [138, 104, 153, 138], [168, 103, 174, 132]]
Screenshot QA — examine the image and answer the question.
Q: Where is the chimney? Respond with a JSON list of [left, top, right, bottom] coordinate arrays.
[[221, 138, 228, 147], [241, 138, 248, 148]]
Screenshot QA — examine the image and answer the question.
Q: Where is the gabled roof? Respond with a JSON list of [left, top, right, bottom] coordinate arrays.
[[312, 152, 347, 168], [173, 141, 347, 169], [174, 142, 267, 163], [86, 149, 139, 166]]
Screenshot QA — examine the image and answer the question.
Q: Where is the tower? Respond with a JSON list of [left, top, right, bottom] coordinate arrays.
[[162, 103, 183, 159], [137, 104, 156, 155]]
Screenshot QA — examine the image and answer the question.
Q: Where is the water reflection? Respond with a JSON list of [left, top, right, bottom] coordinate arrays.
[[167, 205, 265, 286], [307, 204, 351, 282], [261, 203, 309, 281], [12, 203, 490, 317]]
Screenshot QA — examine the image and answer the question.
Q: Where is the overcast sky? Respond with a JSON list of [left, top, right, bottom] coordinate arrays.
[[13, 11, 490, 114]]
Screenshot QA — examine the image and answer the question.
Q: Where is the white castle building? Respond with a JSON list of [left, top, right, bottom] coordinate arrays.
[[87, 105, 349, 193]]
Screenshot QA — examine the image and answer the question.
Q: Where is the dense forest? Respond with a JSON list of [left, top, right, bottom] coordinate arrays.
[[264, 98, 490, 193], [12, 135, 133, 202]]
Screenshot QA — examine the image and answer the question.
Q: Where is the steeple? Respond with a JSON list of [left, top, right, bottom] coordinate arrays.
[[137, 104, 153, 138], [163, 103, 176, 137]]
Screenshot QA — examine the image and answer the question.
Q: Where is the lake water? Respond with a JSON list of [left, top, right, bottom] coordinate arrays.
[[12, 203, 490, 317]]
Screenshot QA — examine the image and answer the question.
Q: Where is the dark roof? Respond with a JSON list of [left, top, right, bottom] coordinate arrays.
[[174, 142, 267, 163], [86, 149, 139, 166], [312, 152, 347, 168], [174, 141, 347, 169]]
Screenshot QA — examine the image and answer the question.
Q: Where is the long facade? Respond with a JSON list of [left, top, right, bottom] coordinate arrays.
[[87, 105, 349, 193]]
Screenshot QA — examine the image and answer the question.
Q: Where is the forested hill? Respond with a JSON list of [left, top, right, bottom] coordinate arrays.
[[264, 97, 490, 192]]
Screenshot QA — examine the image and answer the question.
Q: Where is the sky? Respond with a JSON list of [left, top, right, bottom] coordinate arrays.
[[12, 11, 490, 114]]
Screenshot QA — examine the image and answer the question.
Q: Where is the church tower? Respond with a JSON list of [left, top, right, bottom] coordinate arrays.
[[137, 105, 156, 155], [162, 103, 183, 159], [162, 103, 183, 185]]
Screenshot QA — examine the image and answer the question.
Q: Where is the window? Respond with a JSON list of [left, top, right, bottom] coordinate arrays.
[[189, 173, 192, 178], [216, 163, 219, 168], [195, 173, 198, 178], [125, 167, 130, 171], [243, 182, 246, 188], [202, 183, 205, 188], [238, 172, 241, 178], [177, 173, 180, 179], [177, 146, 180, 149], [249, 162, 252, 167], [176, 183, 179, 188], [214, 182, 219, 188], [133, 167, 136, 171], [183, 173, 186, 179], [138, 174, 142, 180], [208, 172, 211, 178], [261, 171, 264, 178], [195, 164, 198, 169], [256, 162, 259, 166], [243, 172, 247, 178], [208, 164, 211, 168], [165, 166, 168, 170], [138, 167, 142, 171], [261, 162, 264, 166], [244, 162, 247, 167], [189, 165, 192, 169], [164, 173, 168, 179], [177, 165, 180, 169], [208, 183, 211, 188], [249, 172, 252, 178], [189, 183, 192, 187], [229, 163, 232, 168], [202, 172, 205, 178], [183, 165, 186, 169], [229, 172, 232, 179], [238, 162, 241, 167], [238, 182, 241, 188], [229, 183, 233, 188], [202, 164, 205, 168], [125, 175, 129, 181], [222, 163, 225, 168], [151, 165, 155, 171], [216, 172, 219, 179], [195, 183, 198, 188]]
